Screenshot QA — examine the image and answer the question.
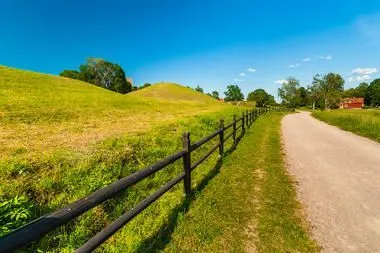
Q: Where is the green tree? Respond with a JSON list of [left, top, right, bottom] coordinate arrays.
[[139, 83, 151, 89], [80, 58, 132, 94], [343, 82, 368, 99], [343, 88, 358, 98], [357, 82, 369, 98], [59, 70, 81, 80], [297, 86, 309, 106], [247, 88, 273, 107], [267, 94, 277, 106], [321, 73, 344, 109], [310, 73, 344, 110], [224, 84, 244, 101], [309, 75, 323, 110], [366, 79, 380, 106], [278, 78, 300, 107], [60, 58, 132, 94], [195, 85, 204, 93], [211, 91, 219, 99]]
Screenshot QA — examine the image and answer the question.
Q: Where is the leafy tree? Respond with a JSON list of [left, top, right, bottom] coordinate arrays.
[[321, 73, 344, 109], [309, 75, 323, 110], [343, 88, 358, 98], [278, 78, 300, 107], [366, 79, 380, 106], [343, 82, 368, 99], [211, 91, 219, 99], [310, 73, 344, 109], [267, 94, 277, 106], [247, 88, 273, 107], [357, 82, 369, 98], [60, 58, 132, 94], [195, 85, 204, 93], [139, 83, 151, 89], [224, 84, 244, 101], [80, 58, 132, 94], [60, 70, 81, 80], [297, 86, 309, 106]]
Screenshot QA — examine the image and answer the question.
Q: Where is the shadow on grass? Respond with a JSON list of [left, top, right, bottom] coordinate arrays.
[[134, 122, 250, 253]]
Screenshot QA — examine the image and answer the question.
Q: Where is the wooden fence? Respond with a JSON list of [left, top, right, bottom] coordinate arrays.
[[0, 107, 293, 253]]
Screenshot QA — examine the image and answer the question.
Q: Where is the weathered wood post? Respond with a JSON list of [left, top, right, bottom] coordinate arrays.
[[182, 132, 191, 195], [246, 110, 249, 127], [248, 109, 251, 125], [219, 119, 224, 156], [242, 111, 245, 133], [233, 115, 237, 145]]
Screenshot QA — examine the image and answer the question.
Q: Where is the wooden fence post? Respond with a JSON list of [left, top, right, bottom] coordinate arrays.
[[233, 115, 237, 145], [242, 112, 245, 133], [246, 110, 249, 127], [182, 132, 191, 195], [219, 119, 224, 156]]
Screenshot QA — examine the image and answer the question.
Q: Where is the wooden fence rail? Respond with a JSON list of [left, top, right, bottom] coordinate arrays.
[[0, 107, 293, 253]]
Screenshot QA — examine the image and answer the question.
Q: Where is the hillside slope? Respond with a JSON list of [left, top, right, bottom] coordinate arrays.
[[129, 82, 216, 102], [0, 66, 242, 252], [0, 66, 228, 160]]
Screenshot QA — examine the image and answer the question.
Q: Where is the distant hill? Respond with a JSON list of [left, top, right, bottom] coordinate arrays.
[[130, 82, 216, 103]]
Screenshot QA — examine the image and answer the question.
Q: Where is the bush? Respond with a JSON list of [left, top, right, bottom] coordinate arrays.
[[0, 196, 33, 236]]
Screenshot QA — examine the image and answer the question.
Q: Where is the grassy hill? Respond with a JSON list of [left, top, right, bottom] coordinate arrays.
[[129, 82, 216, 102], [0, 66, 242, 252], [0, 66, 229, 160]]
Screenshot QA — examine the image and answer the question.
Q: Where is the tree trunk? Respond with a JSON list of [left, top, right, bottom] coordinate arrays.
[[312, 100, 315, 110]]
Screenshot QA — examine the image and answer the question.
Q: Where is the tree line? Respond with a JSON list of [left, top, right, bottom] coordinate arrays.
[[60, 59, 379, 109], [278, 73, 380, 109], [194, 84, 276, 107]]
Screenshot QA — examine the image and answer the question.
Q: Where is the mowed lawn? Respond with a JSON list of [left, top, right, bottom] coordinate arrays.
[[312, 109, 380, 142], [163, 113, 318, 253]]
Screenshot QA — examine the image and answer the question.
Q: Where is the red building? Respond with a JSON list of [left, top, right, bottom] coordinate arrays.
[[339, 97, 364, 109]]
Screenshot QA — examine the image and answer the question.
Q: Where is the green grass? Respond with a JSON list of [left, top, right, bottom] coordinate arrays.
[[163, 113, 319, 252], [312, 109, 380, 142], [0, 66, 230, 161], [1, 66, 315, 252], [0, 66, 246, 252]]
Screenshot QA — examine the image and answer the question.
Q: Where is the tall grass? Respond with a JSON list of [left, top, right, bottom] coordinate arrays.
[[0, 66, 246, 252], [312, 110, 380, 142]]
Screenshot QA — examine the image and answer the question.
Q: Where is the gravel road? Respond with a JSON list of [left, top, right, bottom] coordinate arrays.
[[282, 112, 380, 253]]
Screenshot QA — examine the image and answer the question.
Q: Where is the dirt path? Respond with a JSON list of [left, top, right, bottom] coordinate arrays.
[[282, 112, 380, 253]]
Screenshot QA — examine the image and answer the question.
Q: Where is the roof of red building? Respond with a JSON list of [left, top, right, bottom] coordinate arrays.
[[341, 97, 364, 104]]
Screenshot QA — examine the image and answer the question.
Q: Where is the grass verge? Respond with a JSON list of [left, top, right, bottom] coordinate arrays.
[[312, 109, 380, 142], [162, 113, 319, 252], [2, 108, 244, 252]]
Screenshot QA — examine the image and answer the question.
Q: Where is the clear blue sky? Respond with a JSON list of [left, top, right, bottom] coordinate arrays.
[[1, 0, 380, 98]]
